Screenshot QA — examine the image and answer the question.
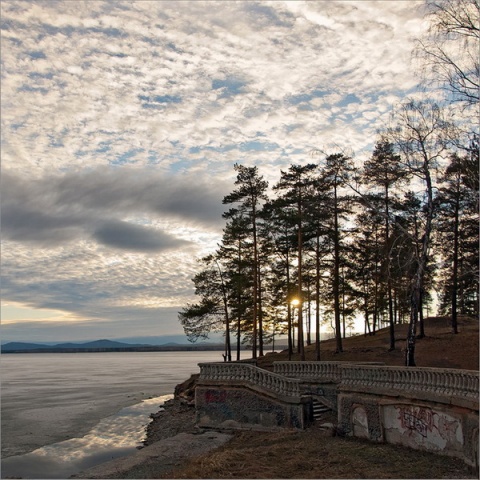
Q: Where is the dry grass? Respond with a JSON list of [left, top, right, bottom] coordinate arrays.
[[257, 315, 479, 371], [162, 428, 477, 479]]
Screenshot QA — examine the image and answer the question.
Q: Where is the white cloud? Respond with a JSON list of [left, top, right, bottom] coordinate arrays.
[[1, 0, 430, 341]]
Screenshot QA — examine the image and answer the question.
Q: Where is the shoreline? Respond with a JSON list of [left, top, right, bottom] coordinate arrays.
[[72, 393, 234, 479], [1, 351, 220, 460], [1, 390, 154, 459], [1, 394, 174, 480]]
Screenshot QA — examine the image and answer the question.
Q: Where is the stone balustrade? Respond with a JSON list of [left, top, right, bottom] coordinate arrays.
[[199, 361, 478, 407], [196, 360, 479, 467], [273, 361, 346, 382], [198, 362, 302, 400], [339, 364, 479, 407]]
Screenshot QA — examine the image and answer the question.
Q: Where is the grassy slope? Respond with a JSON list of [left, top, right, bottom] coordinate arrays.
[[257, 315, 479, 371]]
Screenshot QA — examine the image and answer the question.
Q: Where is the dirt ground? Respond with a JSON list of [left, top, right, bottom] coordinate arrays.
[[85, 316, 479, 479]]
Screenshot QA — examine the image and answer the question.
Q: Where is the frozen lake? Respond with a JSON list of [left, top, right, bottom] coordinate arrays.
[[1, 351, 222, 478]]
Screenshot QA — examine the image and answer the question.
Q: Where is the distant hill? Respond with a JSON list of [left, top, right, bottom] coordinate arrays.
[[1, 339, 227, 353], [1, 341, 50, 351], [1, 339, 147, 351]]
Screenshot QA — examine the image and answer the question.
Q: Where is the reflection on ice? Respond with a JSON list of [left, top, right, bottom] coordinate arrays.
[[1, 394, 171, 479]]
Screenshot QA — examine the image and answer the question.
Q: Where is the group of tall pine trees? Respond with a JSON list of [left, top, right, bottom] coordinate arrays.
[[178, 0, 479, 365], [178, 136, 478, 363]]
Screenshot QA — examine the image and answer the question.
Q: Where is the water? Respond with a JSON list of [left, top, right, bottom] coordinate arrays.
[[1, 351, 222, 479]]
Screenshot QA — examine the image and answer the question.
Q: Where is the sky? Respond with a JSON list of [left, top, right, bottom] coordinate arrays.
[[1, 0, 429, 344]]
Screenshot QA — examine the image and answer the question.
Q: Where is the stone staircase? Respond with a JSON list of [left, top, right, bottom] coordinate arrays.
[[312, 398, 332, 421]]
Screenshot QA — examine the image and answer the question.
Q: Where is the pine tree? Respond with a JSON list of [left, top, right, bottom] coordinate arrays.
[[178, 254, 232, 359], [223, 164, 269, 358], [273, 164, 319, 360], [320, 153, 354, 353], [363, 140, 407, 350], [436, 148, 480, 329]]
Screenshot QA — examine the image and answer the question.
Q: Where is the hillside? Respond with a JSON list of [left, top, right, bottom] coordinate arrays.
[[257, 315, 479, 371]]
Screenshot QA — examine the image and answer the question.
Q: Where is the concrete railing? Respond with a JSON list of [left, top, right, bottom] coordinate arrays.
[[198, 362, 302, 400], [199, 361, 478, 406], [339, 365, 479, 407], [273, 361, 345, 382]]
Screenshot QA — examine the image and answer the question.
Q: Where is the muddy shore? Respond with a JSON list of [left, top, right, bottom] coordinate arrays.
[[71, 375, 223, 479]]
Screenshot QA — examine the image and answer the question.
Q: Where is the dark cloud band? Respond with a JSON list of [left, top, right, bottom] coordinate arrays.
[[1, 168, 225, 251]]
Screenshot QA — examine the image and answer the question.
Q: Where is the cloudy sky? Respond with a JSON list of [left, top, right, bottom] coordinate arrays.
[[1, 0, 428, 344]]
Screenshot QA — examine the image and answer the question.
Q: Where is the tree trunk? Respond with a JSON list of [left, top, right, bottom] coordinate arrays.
[[418, 291, 425, 338], [386, 186, 395, 350], [405, 163, 434, 366], [315, 233, 321, 360], [297, 221, 305, 360], [451, 186, 460, 334], [333, 183, 343, 353], [252, 206, 258, 359], [236, 318, 241, 361], [215, 259, 232, 362], [257, 257, 264, 356], [286, 247, 293, 360]]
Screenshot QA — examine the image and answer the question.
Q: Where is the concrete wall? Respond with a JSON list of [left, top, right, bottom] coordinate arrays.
[[337, 391, 479, 468], [196, 385, 310, 431]]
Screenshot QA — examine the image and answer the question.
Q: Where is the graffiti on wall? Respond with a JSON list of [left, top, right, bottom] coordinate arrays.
[[205, 390, 227, 403], [394, 405, 461, 444], [398, 406, 434, 438]]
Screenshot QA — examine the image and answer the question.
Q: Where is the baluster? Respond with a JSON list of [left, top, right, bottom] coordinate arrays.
[[441, 371, 450, 396], [451, 370, 459, 394], [351, 367, 357, 386], [466, 373, 473, 395], [455, 372, 464, 397], [424, 370, 435, 392], [426, 370, 433, 392], [433, 370, 441, 395], [397, 369, 404, 390], [431, 370, 439, 395], [462, 372, 470, 396], [348, 367, 355, 386], [393, 368, 399, 389], [466, 373, 473, 396], [419, 369, 427, 394], [472, 374, 479, 398], [273, 376, 279, 395], [329, 364, 335, 382], [403, 368, 409, 389], [449, 371, 457, 396], [439, 370, 448, 396], [367, 367, 374, 388], [460, 372, 466, 395], [392, 369, 398, 390]]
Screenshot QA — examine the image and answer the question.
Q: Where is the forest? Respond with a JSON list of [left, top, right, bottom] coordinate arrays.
[[178, 0, 479, 366]]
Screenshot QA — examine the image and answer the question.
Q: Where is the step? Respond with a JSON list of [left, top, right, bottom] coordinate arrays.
[[312, 399, 332, 420]]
